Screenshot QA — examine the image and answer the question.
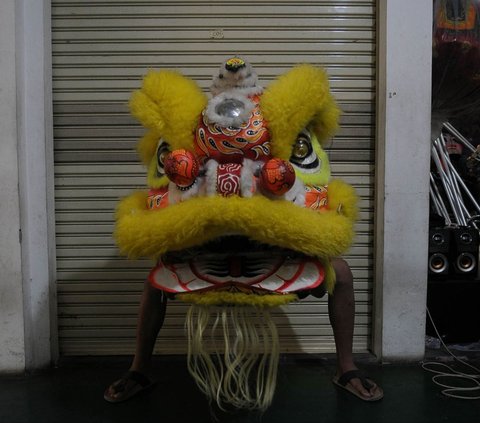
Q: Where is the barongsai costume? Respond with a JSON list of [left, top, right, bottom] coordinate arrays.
[[115, 57, 358, 410]]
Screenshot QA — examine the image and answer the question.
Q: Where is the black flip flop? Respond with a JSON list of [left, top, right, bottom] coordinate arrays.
[[104, 370, 156, 403], [332, 369, 384, 401]]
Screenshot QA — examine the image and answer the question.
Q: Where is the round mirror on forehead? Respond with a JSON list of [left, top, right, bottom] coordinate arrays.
[[215, 98, 245, 119], [205, 92, 255, 128]]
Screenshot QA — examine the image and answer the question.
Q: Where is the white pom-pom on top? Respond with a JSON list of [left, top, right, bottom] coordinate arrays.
[[210, 57, 263, 97]]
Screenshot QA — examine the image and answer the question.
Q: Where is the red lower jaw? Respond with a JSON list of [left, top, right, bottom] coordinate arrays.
[[148, 251, 325, 295]]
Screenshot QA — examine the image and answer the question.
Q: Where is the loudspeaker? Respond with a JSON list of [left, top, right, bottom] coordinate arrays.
[[451, 227, 479, 277], [428, 227, 451, 277]]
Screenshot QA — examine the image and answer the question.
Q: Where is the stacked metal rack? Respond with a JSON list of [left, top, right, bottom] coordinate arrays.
[[427, 0, 480, 348], [429, 122, 480, 278]]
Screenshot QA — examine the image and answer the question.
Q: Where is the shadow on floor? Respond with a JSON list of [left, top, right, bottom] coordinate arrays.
[[0, 353, 479, 423]]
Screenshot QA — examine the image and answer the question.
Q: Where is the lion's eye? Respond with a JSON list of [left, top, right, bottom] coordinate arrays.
[[289, 129, 321, 172], [156, 141, 170, 176], [292, 137, 311, 159], [158, 150, 169, 166]]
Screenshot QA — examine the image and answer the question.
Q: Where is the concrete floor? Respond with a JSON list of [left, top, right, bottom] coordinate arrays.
[[1, 352, 479, 423]]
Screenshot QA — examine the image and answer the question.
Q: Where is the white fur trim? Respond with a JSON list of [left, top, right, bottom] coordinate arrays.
[[205, 160, 219, 196], [285, 177, 306, 206], [240, 159, 260, 197], [234, 86, 264, 96], [167, 178, 202, 204]]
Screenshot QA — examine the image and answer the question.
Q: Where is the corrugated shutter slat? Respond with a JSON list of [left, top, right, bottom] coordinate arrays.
[[52, 0, 375, 356]]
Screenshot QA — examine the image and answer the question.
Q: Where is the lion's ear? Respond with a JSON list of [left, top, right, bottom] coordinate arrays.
[[129, 70, 208, 151], [260, 64, 340, 159]]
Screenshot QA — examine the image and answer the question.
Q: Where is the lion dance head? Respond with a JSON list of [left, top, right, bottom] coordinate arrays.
[[115, 57, 358, 411]]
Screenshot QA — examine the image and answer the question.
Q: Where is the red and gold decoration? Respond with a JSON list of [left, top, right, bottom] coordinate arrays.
[[259, 158, 296, 196], [195, 96, 270, 164], [147, 187, 169, 210], [216, 163, 242, 196], [164, 148, 199, 188], [305, 185, 329, 211]]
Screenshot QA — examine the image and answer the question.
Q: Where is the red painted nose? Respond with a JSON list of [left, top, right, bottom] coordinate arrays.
[[259, 158, 296, 196], [164, 149, 200, 188]]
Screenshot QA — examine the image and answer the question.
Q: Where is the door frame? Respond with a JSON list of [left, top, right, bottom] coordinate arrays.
[[17, 0, 432, 368]]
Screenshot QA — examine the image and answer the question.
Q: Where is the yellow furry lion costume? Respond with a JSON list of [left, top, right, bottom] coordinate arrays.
[[115, 57, 357, 411]]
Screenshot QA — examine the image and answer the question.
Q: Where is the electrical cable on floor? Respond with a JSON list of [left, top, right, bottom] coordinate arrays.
[[422, 307, 480, 400]]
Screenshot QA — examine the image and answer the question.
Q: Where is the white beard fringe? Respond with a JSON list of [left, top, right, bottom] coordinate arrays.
[[186, 304, 280, 411]]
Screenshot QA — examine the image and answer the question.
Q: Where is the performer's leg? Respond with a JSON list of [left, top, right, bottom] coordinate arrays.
[[329, 258, 383, 400], [104, 281, 167, 402], [130, 281, 168, 373]]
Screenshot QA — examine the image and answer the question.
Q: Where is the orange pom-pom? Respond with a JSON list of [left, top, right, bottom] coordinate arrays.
[[164, 149, 199, 187], [260, 158, 296, 195]]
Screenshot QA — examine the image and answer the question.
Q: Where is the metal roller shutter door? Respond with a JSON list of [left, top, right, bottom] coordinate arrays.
[[52, 0, 375, 355]]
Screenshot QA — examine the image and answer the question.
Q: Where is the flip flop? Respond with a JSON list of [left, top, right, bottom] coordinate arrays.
[[104, 370, 156, 403], [332, 369, 384, 402]]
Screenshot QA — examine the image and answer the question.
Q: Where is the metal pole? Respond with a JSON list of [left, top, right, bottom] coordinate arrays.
[[438, 130, 480, 214], [430, 173, 451, 221], [436, 137, 469, 225], [429, 176, 452, 225], [438, 135, 468, 223], [429, 184, 442, 216], [431, 143, 465, 225], [445, 156, 480, 214]]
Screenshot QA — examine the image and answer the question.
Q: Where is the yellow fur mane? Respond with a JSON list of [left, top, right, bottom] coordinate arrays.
[[115, 180, 357, 262], [260, 65, 341, 160], [130, 70, 207, 165]]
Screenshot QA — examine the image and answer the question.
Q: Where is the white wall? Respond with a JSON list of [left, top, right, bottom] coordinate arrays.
[[0, 0, 26, 372], [374, 0, 432, 360], [16, 0, 56, 370], [0, 0, 55, 374]]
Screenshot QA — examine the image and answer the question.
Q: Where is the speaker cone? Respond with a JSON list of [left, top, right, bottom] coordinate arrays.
[[456, 252, 477, 273], [429, 253, 449, 274]]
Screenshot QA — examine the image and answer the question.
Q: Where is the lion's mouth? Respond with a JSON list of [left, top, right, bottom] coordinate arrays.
[[148, 236, 325, 295]]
